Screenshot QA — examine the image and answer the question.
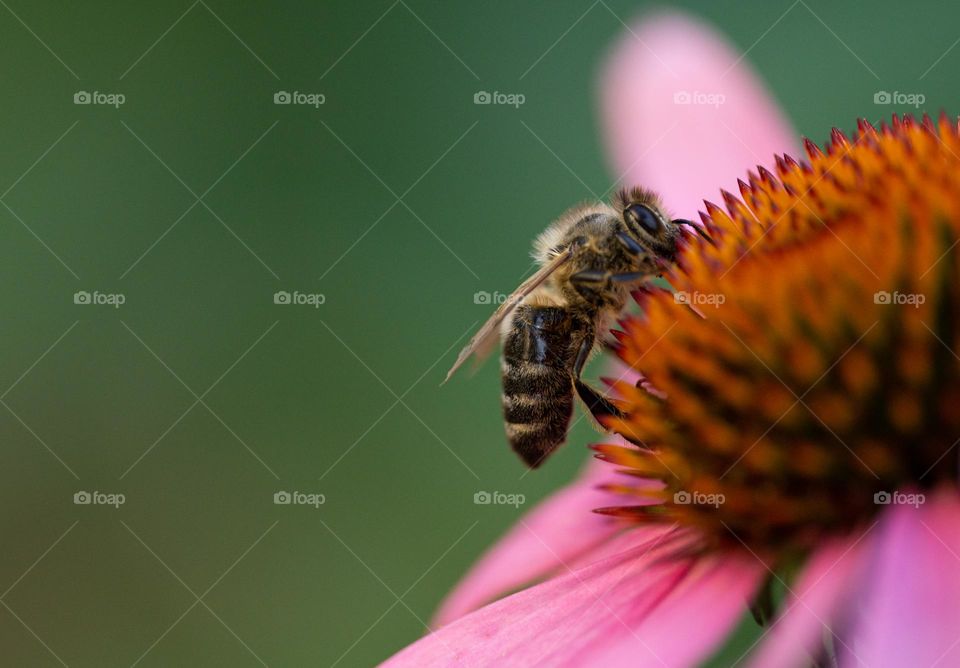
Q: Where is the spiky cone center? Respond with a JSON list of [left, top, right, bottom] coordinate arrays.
[[597, 115, 960, 561]]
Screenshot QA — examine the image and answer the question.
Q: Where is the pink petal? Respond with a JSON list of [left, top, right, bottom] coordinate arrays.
[[386, 530, 760, 667], [600, 10, 796, 218], [839, 489, 960, 667], [433, 455, 655, 626], [747, 535, 871, 668], [590, 552, 763, 666], [566, 522, 674, 570]]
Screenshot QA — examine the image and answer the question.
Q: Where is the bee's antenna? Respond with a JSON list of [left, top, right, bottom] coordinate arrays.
[[673, 219, 715, 245]]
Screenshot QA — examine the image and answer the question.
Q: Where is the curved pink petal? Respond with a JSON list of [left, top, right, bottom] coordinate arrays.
[[433, 455, 659, 626], [838, 489, 960, 667], [600, 10, 796, 218], [747, 534, 872, 668], [590, 552, 763, 666], [567, 522, 676, 570], [386, 530, 760, 668]]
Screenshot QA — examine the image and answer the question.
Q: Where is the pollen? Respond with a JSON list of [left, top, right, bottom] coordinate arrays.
[[596, 115, 960, 557]]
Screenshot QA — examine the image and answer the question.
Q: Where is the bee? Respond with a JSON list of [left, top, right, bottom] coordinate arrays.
[[445, 187, 707, 468]]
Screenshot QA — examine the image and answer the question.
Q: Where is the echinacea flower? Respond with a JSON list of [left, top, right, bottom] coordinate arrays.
[[594, 109, 960, 666], [384, 12, 960, 668]]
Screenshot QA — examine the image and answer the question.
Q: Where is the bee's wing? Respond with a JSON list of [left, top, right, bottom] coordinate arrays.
[[443, 249, 573, 383]]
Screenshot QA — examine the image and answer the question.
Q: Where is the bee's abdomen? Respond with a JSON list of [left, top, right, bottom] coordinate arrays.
[[501, 305, 582, 468], [501, 369, 574, 468]]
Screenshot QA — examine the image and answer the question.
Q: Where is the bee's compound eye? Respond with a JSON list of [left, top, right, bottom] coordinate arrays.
[[625, 204, 663, 236]]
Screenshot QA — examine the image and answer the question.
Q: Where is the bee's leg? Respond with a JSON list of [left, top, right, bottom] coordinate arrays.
[[616, 231, 646, 255], [572, 335, 625, 424], [575, 379, 624, 423], [673, 218, 715, 245], [570, 269, 648, 293]]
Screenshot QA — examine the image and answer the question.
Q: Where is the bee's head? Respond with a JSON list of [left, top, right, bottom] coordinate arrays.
[[615, 187, 706, 262]]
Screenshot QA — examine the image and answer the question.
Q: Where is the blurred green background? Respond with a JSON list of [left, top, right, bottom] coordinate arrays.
[[0, 0, 958, 665]]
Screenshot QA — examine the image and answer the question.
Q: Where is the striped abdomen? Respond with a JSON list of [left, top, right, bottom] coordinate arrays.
[[501, 305, 591, 467]]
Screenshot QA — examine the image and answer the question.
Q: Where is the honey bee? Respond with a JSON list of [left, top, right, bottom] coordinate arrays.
[[445, 187, 707, 468]]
